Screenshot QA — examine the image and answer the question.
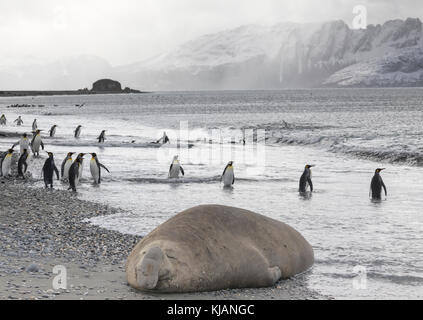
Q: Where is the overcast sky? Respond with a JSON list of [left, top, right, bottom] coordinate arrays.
[[0, 0, 420, 66]]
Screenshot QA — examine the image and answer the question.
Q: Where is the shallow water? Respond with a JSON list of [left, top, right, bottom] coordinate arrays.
[[0, 89, 422, 299]]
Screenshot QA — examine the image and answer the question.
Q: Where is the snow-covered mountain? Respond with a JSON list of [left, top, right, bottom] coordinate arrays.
[[1, 18, 422, 90], [118, 18, 423, 90]]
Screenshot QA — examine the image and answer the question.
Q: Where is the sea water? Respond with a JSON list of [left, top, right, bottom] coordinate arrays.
[[0, 89, 422, 299]]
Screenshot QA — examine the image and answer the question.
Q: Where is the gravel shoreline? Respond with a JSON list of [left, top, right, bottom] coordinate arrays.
[[0, 179, 329, 300]]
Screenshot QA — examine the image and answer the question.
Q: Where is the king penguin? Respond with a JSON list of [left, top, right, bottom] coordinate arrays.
[[12, 133, 30, 155], [31, 129, 44, 157], [49, 125, 58, 137], [32, 119, 37, 132], [221, 161, 235, 187], [42, 152, 59, 188], [68, 154, 84, 192], [61, 152, 75, 181], [74, 125, 82, 138], [76, 152, 86, 180], [1, 149, 14, 177], [370, 168, 387, 200], [97, 130, 106, 143], [299, 164, 315, 193], [168, 155, 184, 178], [17, 149, 29, 178], [89, 153, 110, 184]]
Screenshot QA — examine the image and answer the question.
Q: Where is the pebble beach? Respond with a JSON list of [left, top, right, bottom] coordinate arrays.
[[0, 180, 326, 300]]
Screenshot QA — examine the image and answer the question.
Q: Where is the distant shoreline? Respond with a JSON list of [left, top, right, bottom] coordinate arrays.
[[0, 90, 151, 97]]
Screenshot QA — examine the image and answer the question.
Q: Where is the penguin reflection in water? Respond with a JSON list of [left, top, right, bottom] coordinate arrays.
[[221, 161, 235, 188], [370, 168, 387, 200], [299, 164, 315, 194], [89, 153, 110, 184], [42, 152, 60, 188], [168, 155, 184, 178]]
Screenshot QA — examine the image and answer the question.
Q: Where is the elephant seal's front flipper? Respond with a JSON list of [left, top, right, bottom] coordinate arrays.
[[268, 266, 282, 285], [136, 247, 164, 290]]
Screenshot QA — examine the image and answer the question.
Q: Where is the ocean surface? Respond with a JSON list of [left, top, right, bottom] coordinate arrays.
[[0, 89, 422, 299]]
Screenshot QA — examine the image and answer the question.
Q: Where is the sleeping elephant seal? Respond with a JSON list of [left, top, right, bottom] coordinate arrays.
[[126, 205, 314, 293]]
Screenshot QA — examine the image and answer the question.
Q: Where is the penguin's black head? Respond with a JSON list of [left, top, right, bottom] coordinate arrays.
[[46, 152, 53, 158], [78, 153, 85, 158], [375, 168, 385, 173], [228, 161, 233, 166], [90, 153, 97, 158], [68, 152, 74, 157], [23, 133, 27, 138], [305, 164, 315, 169], [8, 149, 14, 154]]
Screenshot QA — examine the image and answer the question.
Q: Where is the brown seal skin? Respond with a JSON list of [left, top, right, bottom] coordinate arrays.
[[126, 205, 314, 293]]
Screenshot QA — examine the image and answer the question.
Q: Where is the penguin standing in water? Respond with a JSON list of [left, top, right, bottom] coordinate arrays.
[[221, 161, 235, 187], [370, 168, 387, 200], [32, 119, 38, 131], [97, 130, 106, 143], [0, 114, 6, 125], [14, 116, 23, 126], [74, 125, 82, 138], [17, 149, 29, 178], [61, 152, 74, 181], [31, 129, 44, 157], [156, 131, 170, 144], [12, 133, 30, 155], [42, 152, 59, 188], [49, 125, 58, 137], [299, 165, 315, 193], [168, 155, 184, 178], [77, 152, 86, 180], [89, 153, 110, 184], [1, 149, 14, 176], [68, 154, 84, 192]]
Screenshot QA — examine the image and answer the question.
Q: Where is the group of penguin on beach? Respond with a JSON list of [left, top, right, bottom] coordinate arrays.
[[1, 115, 388, 199]]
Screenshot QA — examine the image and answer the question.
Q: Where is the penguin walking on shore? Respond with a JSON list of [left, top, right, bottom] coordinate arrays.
[[31, 129, 44, 157], [12, 133, 30, 155], [49, 125, 58, 137], [299, 165, 314, 193], [168, 155, 184, 178], [17, 149, 29, 178], [370, 168, 387, 200], [68, 154, 84, 192], [42, 152, 59, 188], [14, 116, 23, 126], [97, 130, 106, 143], [32, 119, 38, 131], [221, 161, 235, 188], [61, 152, 74, 181], [74, 125, 82, 138], [1, 149, 14, 176], [89, 153, 110, 184]]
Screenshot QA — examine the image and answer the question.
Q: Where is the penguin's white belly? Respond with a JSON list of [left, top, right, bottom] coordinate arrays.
[[169, 164, 180, 178], [20, 140, 29, 154], [2, 155, 12, 175], [32, 136, 41, 152], [90, 160, 100, 183], [223, 169, 234, 187], [63, 160, 72, 179]]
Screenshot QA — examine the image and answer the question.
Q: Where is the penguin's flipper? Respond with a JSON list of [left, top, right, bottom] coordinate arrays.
[[232, 176, 235, 185], [100, 163, 110, 173], [54, 165, 60, 180], [180, 166, 185, 176], [382, 180, 387, 197], [307, 177, 313, 192], [41, 141, 45, 150]]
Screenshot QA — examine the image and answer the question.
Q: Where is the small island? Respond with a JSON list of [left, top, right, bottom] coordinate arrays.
[[0, 79, 145, 97]]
